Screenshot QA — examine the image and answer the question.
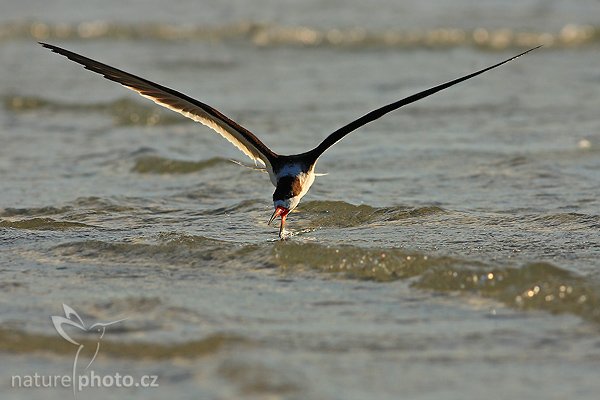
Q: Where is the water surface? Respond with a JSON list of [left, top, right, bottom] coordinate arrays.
[[1, 1, 600, 399]]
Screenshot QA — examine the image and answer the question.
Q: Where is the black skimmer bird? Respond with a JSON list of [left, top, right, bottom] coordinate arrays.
[[40, 43, 540, 239]]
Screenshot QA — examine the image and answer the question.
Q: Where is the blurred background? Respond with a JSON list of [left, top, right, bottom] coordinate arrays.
[[1, 1, 599, 399]]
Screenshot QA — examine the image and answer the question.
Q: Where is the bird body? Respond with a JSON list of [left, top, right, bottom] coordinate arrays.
[[40, 42, 540, 239], [269, 157, 317, 236]]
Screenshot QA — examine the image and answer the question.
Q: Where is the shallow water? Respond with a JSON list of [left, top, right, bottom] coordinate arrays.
[[1, 1, 600, 399]]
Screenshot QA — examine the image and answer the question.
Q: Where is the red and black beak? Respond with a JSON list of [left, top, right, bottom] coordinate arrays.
[[268, 206, 290, 238]]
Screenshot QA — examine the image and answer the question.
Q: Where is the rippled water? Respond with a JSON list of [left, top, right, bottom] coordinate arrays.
[[1, 1, 600, 399]]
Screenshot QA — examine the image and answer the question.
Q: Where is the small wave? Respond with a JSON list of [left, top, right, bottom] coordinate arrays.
[[69, 196, 139, 213], [272, 241, 455, 281], [1, 21, 597, 49], [47, 234, 600, 324], [414, 261, 600, 323], [270, 242, 600, 324], [0, 328, 250, 359], [485, 212, 600, 232], [527, 213, 600, 229], [203, 199, 263, 215], [0, 217, 94, 230], [297, 200, 446, 228], [1, 197, 179, 227], [3, 95, 183, 126], [0, 198, 135, 224], [0, 205, 72, 217], [132, 156, 229, 174], [51, 234, 237, 266]]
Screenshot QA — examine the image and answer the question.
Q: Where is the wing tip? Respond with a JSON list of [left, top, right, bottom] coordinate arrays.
[[39, 42, 63, 55], [513, 45, 543, 60]]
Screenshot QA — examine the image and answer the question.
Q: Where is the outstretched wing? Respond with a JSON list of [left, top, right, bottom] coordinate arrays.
[[309, 46, 541, 159], [40, 42, 277, 169]]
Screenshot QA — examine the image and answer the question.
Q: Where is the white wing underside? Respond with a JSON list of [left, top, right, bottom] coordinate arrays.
[[39, 43, 274, 171], [133, 89, 267, 168], [229, 159, 268, 172]]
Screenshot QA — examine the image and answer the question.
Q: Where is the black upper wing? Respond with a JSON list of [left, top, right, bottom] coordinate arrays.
[[309, 46, 541, 159], [40, 42, 278, 169]]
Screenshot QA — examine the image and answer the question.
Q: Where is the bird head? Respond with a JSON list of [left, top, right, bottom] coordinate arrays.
[[270, 174, 306, 238]]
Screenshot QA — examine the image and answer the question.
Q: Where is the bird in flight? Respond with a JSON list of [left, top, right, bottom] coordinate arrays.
[[40, 43, 539, 239]]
